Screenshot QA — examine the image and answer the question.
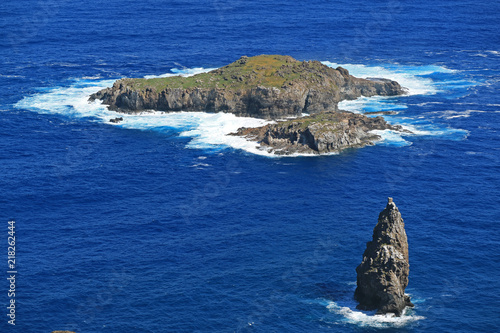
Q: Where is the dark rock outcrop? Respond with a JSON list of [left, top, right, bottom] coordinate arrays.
[[232, 111, 406, 155], [364, 111, 399, 116], [354, 197, 414, 316], [89, 55, 406, 119], [109, 117, 123, 123]]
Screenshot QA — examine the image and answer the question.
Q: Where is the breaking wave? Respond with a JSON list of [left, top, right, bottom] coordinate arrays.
[[325, 300, 425, 329], [322, 61, 456, 95], [143, 67, 217, 79]]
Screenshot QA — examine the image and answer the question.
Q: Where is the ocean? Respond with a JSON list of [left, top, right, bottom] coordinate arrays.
[[1, 0, 499, 332]]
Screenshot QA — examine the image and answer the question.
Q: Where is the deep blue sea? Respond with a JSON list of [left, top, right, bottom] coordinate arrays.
[[1, 0, 500, 332]]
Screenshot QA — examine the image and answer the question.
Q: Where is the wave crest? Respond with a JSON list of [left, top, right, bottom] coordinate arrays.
[[326, 301, 425, 328]]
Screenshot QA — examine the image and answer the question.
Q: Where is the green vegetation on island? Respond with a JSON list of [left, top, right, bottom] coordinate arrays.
[[122, 55, 330, 91]]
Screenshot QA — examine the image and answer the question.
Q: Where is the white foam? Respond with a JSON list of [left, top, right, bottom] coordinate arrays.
[[81, 75, 102, 80], [191, 163, 211, 168], [326, 301, 425, 328], [0, 74, 25, 78], [15, 79, 116, 119], [322, 61, 455, 95], [404, 124, 469, 140], [398, 125, 434, 136], [338, 96, 407, 114], [433, 79, 477, 90], [433, 109, 492, 119], [176, 111, 273, 156], [373, 121, 468, 140], [143, 67, 216, 79], [370, 129, 412, 147], [411, 102, 445, 107]]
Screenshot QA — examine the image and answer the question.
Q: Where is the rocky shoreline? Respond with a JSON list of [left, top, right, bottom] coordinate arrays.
[[232, 111, 407, 155]]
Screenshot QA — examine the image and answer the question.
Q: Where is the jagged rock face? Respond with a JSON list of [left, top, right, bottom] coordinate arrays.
[[89, 55, 406, 119], [354, 198, 414, 316], [233, 111, 404, 155]]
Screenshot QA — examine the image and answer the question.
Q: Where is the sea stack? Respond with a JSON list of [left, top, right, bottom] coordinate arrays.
[[354, 197, 414, 316]]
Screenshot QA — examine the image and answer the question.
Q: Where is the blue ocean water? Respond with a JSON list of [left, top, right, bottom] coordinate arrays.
[[1, 0, 500, 332]]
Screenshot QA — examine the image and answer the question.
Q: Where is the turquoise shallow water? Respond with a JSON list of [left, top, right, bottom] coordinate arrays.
[[1, 0, 500, 332]]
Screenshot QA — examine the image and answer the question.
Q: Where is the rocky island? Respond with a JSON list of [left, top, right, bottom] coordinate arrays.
[[233, 111, 404, 155], [90, 55, 405, 118], [90, 55, 409, 154], [354, 197, 414, 316]]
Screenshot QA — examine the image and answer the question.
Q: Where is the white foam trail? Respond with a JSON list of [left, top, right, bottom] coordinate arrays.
[[322, 61, 455, 95], [0, 74, 25, 78], [398, 125, 434, 136], [177, 112, 272, 156], [431, 109, 493, 119], [338, 96, 407, 114], [411, 102, 445, 107], [398, 123, 469, 140], [144, 67, 217, 79], [326, 301, 425, 328], [370, 130, 412, 147], [15, 80, 116, 119]]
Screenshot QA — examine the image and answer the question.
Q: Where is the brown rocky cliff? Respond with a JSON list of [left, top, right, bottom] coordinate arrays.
[[354, 197, 414, 316]]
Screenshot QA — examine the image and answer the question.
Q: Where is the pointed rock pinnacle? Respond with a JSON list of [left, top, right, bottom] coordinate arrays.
[[354, 197, 414, 316]]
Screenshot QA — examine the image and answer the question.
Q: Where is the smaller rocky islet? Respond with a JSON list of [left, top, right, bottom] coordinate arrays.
[[232, 111, 407, 155]]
